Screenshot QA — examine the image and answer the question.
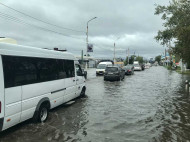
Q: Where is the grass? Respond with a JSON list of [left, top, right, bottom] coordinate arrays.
[[176, 70, 190, 74], [163, 65, 172, 70], [175, 66, 190, 74], [164, 65, 190, 74]]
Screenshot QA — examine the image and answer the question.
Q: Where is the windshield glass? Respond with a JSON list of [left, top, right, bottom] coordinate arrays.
[[106, 67, 118, 72], [97, 64, 107, 69], [134, 64, 140, 67], [124, 66, 131, 69]]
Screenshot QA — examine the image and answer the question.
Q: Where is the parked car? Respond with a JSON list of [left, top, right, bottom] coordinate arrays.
[[104, 66, 125, 81], [123, 65, 134, 75], [134, 64, 142, 71], [96, 62, 112, 75], [141, 64, 145, 70], [145, 63, 150, 69]]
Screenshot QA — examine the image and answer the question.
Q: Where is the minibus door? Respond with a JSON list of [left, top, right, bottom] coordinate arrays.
[[75, 64, 84, 96]]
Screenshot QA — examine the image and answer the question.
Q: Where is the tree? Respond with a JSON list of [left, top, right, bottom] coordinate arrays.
[[136, 56, 144, 64], [155, 0, 190, 67], [125, 55, 144, 65], [124, 55, 135, 65], [155, 55, 161, 63]]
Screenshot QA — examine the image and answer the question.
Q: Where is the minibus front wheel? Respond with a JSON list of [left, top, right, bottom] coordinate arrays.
[[80, 87, 86, 97]]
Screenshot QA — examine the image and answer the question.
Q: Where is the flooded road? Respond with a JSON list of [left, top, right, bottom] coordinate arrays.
[[1, 66, 190, 142]]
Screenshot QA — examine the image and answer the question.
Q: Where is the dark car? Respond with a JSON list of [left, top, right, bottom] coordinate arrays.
[[123, 65, 134, 75], [141, 64, 145, 71], [104, 66, 125, 81]]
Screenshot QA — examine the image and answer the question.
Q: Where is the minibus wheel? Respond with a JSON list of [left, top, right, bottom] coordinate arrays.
[[33, 102, 49, 123], [80, 87, 86, 97]]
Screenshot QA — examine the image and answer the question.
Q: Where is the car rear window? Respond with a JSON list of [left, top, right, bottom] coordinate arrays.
[[124, 66, 131, 69], [106, 67, 118, 72]]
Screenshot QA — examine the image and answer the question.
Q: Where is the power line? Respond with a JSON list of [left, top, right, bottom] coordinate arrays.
[[0, 2, 85, 33], [0, 11, 85, 41], [93, 44, 113, 51]]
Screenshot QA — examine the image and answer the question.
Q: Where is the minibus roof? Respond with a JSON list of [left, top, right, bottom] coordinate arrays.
[[0, 43, 77, 60]]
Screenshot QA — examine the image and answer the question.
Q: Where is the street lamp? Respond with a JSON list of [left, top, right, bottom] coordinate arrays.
[[85, 16, 97, 69], [113, 37, 121, 63]]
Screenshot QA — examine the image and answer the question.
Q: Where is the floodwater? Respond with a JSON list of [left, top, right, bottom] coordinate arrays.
[[1, 66, 190, 142]]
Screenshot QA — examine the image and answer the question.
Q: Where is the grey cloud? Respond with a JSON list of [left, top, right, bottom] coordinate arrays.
[[0, 0, 169, 59]]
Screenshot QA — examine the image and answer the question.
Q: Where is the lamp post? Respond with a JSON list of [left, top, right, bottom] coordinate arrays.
[[85, 17, 97, 69], [113, 37, 121, 63]]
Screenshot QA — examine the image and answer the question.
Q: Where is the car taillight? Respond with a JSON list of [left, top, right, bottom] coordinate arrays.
[[0, 101, 1, 113]]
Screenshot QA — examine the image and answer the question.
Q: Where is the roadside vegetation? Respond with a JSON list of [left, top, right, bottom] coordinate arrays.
[[155, 0, 190, 69], [124, 55, 144, 65]]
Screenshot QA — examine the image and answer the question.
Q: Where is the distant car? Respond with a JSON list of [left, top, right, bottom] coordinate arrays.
[[104, 66, 125, 81], [134, 64, 142, 71], [96, 62, 112, 75], [123, 65, 134, 75], [145, 64, 150, 69]]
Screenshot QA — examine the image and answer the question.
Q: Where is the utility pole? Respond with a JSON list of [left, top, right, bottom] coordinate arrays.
[[81, 50, 83, 67], [114, 42, 116, 63], [86, 17, 97, 69], [128, 48, 129, 65], [113, 37, 121, 64]]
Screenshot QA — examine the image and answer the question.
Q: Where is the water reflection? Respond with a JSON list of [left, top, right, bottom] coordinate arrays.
[[0, 96, 89, 142]]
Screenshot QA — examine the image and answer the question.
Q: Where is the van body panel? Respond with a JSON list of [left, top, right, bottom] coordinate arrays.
[[3, 113, 21, 130], [5, 87, 22, 109], [64, 78, 77, 103], [3, 87, 21, 130], [75, 64, 85, 97], [0, 56, 5, 120]]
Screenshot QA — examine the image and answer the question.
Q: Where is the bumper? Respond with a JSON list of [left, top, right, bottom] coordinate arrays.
[[126, 71, 132, 75], [0, 117, 4, 131], [134, 68, 141, 71], [104, 75, 120, 81], [96, 71, 104, 75]]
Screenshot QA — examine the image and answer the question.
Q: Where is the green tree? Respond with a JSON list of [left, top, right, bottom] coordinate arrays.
[[124, 57, 129, 65], [136, 56, 144, 64], [125, 55, 135, 65], [125, 55, 144, 65], [155, 0, 190, 67], [155, 55, 161, 63]]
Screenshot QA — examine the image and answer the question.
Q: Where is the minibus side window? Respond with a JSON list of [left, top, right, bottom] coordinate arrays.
[[64, 60, 75, 78], [57, 59, 66, 79], [2, 55, 74, 88]]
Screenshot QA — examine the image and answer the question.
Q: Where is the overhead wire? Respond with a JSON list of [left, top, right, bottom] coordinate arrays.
[[0, 2, 118, 53], [0, 2, 85, 33], [93, 43, 113, 51], [0, 11, 85, 41]]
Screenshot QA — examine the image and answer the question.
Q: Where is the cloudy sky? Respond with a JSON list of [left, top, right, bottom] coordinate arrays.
[[0, 0, 169, 59]]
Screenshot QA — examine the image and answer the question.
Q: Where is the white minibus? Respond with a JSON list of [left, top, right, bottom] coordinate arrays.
[[0, 43, 86, 131]]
